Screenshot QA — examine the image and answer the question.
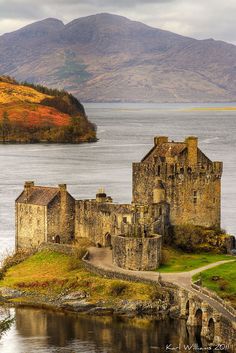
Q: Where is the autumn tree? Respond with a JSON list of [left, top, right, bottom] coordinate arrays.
[[0, 111, 11, 142]]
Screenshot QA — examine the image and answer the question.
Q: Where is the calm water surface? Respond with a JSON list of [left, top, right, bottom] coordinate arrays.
[[0, 103, 235, 254], [0, 307, 228, 353]]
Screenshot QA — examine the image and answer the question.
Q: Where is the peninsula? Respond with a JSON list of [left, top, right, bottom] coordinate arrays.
[[0, 76, 96, 143]]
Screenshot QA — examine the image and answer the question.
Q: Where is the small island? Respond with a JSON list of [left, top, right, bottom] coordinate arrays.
[[0, 76, 96, 143]]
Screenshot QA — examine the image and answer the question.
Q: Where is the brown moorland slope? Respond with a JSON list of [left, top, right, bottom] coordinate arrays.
[[0, 76, 96, 143]]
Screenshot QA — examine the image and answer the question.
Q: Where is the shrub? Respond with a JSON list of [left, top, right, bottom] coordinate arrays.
[[0, 248, 36, 279], [149, 284, 163, 301], [170, 224, 229, 253], [109, 281, 128, 296], [160, 248, 171, 265]]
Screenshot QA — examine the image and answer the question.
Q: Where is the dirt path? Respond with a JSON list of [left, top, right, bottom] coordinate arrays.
[[87, 247, 236, 322]]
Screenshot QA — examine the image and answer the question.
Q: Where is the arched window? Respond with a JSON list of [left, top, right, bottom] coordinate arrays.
[[55, 235, 60, 244]]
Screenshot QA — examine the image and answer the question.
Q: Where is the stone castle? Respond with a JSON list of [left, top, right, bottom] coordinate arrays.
[[15, 136, 223, 270]]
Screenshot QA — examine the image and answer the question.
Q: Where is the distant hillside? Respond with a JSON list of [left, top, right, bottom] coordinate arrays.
[[0, 76, 96, 143], [0, 13, 236, 102]]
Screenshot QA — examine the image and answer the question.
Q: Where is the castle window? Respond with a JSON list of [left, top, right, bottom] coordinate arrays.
[[123, 217, 127, 224], [157, 165, 161, 176], [159, 207, 162, 216], [37, 219, 40, 227], [193, 191, 197, 204]]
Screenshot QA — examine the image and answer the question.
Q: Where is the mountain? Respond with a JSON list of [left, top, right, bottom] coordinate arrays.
[[0, 76, 96, 143], [0, 13, 236, 102]]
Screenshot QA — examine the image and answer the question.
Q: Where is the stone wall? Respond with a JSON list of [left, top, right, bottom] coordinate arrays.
[[75, 200, 134, 246], [111, 235, 162, 270], [47, 190, 75, 244], [16, 203, 46, 249], [132, 150, 222, 229]]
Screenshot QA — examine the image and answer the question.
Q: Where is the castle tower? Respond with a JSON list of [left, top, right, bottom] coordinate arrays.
[[132, 136, 222, 229]]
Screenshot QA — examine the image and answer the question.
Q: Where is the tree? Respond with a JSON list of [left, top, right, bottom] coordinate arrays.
[[0, 111, 11, 142]]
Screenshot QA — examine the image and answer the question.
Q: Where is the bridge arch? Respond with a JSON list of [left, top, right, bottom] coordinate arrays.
[[195, 308, 203, 327], [207, 318, 215, 342]]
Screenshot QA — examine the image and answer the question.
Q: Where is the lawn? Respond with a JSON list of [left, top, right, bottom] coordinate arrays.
[[192, 261, 236, 308], [0, 250, 163, 303], [158, 247, 233, 273]]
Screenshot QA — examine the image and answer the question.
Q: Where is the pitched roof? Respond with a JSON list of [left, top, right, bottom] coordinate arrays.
[[142, 142, 186, 162], [16, 186, 60, 206]]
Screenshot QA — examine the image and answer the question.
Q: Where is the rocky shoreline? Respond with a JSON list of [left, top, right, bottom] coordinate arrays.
[[0, 287, 175, 318]]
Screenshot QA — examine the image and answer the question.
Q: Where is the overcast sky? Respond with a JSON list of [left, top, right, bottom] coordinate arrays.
[[0, 0, 235, 44]]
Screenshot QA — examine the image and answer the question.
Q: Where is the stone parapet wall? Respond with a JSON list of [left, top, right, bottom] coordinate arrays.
[[191, 282, 236, 318], [112, 235, 162, 271]]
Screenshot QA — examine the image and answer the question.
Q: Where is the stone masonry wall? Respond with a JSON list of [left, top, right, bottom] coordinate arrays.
[[47, 191, 75, 244], [16, 203, 46, 249], [112, 235, 162, 270], [132, 152, 222, 228], [75, 200, 134, 246]]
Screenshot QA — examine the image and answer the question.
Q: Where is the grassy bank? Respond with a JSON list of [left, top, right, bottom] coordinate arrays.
[[0, 250, 163, 304], [192, 261, 236, 309], [159, 247, 232, 273]]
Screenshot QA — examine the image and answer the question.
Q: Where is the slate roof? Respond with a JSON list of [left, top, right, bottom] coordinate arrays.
[[16, 186, 60, 206], [142, 142, 186, 162]]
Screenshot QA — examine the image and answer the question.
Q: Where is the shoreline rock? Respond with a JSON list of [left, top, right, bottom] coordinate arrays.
[[0, 287, 172, 317]]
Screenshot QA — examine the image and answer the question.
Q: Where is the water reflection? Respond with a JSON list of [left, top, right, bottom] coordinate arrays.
[[0, 307, 227, 353]]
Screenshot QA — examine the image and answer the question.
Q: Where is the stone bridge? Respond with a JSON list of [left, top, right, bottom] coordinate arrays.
[[178, 289, 236, 349], [83, 247, 236, 351]]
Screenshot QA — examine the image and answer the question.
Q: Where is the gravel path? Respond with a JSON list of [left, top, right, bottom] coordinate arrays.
[[87, 247, 236, 322]]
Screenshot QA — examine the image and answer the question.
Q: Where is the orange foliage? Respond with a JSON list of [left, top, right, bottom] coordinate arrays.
[[0, 103, 72, 128]]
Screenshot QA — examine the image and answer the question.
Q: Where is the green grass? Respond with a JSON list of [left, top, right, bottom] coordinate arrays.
[[158, 247, 233, 273], [192, 261, 236, 308], [0, 250, 163, 303]]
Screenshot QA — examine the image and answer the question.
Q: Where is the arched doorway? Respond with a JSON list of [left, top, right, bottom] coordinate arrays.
[[208, 318, 215, 342], [104, 233, 112, 248], [55, 235, 60, 244], [195, 309, 203, 327]]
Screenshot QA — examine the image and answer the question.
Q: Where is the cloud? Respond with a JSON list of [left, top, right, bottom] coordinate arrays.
[[0, 0, 235, 44]]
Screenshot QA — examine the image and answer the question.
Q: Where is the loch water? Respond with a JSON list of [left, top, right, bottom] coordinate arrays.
[[0, 102, 236, 254], [0, 307, 229, 353]]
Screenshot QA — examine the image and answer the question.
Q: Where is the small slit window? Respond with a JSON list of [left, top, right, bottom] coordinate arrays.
[[157, 165, 161, 176], [193, 191, 197, 204]]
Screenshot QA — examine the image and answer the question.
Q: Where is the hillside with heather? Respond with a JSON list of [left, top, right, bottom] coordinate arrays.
[[0, 76, 96, 143], [0, 13, 236, 102]]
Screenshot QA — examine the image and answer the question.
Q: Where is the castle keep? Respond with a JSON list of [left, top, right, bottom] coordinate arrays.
[[15, 136, 223, 270]]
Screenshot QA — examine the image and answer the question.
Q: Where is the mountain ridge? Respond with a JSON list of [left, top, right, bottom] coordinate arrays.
[[0, 13, 235, 102]]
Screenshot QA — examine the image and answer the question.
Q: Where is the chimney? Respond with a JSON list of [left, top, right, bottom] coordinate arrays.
[[58, 184, 67, 192], [24, 181, 34, 202], [154, 136, 168, 146], [24, 181, 34, 190], [185, 136, 198, 165]]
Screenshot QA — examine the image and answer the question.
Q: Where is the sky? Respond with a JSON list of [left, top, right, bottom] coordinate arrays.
[[0, 0, 236, 44]]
